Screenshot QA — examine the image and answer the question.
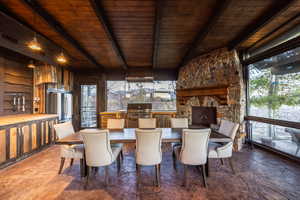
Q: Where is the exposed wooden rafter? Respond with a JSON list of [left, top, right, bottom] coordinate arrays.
[[22, 0, 104, 70], [152, 0, 163, 69], [89, 0, 128, 70], [177, 0, 231, 69], [228, 0, 296, 50], [247, 13, 300, 51]]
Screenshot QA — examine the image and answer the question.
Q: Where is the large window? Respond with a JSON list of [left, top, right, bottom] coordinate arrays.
[[107, 81, 176, 111], [248, 46, 300, 157]]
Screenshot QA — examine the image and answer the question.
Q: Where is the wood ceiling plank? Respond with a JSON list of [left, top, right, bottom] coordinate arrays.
[[22, 0, 105, 70], [89, 0, 127, 70], [177, 0, 230, 68], [228, 0, 296, 50]]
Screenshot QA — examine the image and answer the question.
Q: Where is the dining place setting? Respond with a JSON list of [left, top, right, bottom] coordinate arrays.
[[54, 118, 239, 189]]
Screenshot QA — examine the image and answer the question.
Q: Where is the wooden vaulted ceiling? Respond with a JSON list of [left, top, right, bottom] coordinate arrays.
[[0, 0, 300, 71]]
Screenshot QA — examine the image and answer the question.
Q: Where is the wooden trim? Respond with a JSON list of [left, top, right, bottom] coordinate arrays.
[[177, 0, 230, 68], [152, 0, 163, 69], [245, 116, 300, 129], [22, 0, 104, 70], [29, 123, 32, 152], [89, 0, 128, 70], [5, 129, 10, 160], [228, 0, 296, 50], [176, 86, 228, 97]]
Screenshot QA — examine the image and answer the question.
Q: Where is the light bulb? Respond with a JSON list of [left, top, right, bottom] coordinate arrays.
[[28, 36, 42, 51], [56, 52, 67, 64]]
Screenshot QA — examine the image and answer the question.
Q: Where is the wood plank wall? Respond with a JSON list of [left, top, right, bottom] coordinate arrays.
[[0, 56, 33, 116]]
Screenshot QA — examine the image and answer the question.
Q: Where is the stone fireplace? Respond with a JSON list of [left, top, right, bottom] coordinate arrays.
[[176, 48, 246, 149]]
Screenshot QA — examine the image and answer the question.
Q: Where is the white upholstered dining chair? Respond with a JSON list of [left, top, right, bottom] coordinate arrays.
[[135, 128, 162, 187], [54, 121, 84, 175], [173, 129, 211, 187], [80, 129, 122, 187], [107, 119, 125, 159], [138, 118, 156, 129], [208, 119, 239, 174], [107, 119, 125, 129], [170, 118, 189, 128]]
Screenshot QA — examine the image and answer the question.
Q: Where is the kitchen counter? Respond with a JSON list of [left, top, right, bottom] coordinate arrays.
[[0, 114, 58, 168], [0, 114, 58, 128]]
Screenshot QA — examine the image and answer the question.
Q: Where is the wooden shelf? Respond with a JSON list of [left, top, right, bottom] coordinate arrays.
[[176, 85, 229, 105]]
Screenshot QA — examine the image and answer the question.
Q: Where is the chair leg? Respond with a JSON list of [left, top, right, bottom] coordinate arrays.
[[85, 166, 90, 189], [120, 149, 124, 161], [155, 164, 160, 187], [228, 158, 235, 174], [172, 150, 177, 172], [80, 158, 84, 178], [58, 157, 65, 174], [117, 154, 121, 175], [220, 158, 224, 165], [70, 158, 74, 167], [205, 158, 209, 177], [105, 166, 109, 187], [201, 165, 208, 188], [136, 164, 140, 189], [183, 164, 187, 187]]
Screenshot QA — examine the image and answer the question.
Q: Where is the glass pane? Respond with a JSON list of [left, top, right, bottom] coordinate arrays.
[[248, 46, 300, 122], [81, 85, 97, 128], [106, 80, 176, 111], [251, 121, 300, 158]]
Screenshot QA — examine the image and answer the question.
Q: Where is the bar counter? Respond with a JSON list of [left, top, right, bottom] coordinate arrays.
[[99, 110, 176, 128], [0, 114, 58, 168]]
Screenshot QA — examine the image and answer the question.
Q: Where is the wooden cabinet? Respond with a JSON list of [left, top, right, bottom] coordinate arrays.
[[0, 114, 58, 168]]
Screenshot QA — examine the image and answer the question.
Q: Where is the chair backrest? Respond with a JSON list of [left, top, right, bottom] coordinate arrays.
[[138, 118, 156, 129], [80, 129, 114, 167], [219, 119, 239, 140], [135, 128, 162, 165], [180, 129, 211, 165], [107, 119, 125, 129], [54, 121, 75, 139], [170, 118, 188, 128]]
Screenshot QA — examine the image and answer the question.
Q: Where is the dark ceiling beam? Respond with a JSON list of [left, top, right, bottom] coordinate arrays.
[[89, 0, 128, 70], [152, 0, 163, 69], [243, 35, 300, 65], [228, 0, 296, 50], [177, 0, 231, 69], [22, 0, 104, 70]]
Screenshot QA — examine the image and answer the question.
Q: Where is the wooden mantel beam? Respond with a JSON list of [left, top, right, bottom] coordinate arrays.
[[177, 0, 231, 69], [22, 0, 105, 71], [152, 0, 163, 69], [89, 0, 128, 70], [228, 0, 296, 50]]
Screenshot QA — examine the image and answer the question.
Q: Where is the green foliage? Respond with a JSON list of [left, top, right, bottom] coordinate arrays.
[[249, 66, 300, 111]]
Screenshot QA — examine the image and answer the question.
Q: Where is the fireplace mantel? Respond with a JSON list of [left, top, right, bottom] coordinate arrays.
[[176, 85, 229, 105]]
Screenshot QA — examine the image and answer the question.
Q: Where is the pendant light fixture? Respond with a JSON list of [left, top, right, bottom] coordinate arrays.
[[27, 33, 42, 51], [56, 50, 67, 64], [27, 60, 36, 69], [27, 13, 42, 51]]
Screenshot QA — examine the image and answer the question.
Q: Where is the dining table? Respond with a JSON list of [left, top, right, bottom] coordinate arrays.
[[55, 128, 232, 177]]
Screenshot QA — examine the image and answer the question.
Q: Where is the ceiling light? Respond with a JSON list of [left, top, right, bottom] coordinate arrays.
[[27, 34, 42, 51], [56, 51, 67, 64], [27, 60, 36, 69]]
